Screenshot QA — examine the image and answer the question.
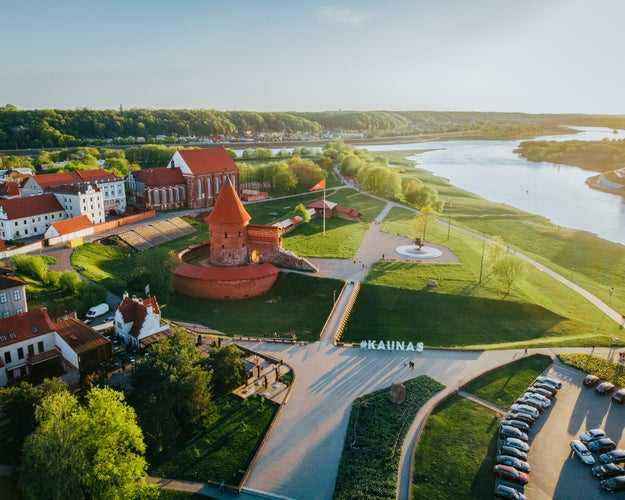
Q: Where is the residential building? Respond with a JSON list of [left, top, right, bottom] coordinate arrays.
[[44, 214, 94, 245], [126, 167, 186, 210], [169, 148, 239, 209], [114, 293, 171, 348], [46, 184, 105, 224], [54, 319, 112, 380], [0, 194, 65, 240], [0, 274, 27, 318]]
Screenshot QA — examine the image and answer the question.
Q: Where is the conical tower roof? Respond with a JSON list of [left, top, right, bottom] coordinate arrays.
[[207, 177, 251, 224]]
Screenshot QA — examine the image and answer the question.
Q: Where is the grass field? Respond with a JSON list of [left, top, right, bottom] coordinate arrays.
[[149, 394, 277, 486]]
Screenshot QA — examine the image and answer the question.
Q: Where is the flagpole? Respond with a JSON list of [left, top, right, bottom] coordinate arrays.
[[323, 186, 326, 236]]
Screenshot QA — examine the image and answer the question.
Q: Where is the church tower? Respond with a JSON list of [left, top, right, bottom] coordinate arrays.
[[206, 176, 251, 266]]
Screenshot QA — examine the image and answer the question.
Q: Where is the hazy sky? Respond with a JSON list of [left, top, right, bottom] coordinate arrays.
[[2, 0, 624, 114]]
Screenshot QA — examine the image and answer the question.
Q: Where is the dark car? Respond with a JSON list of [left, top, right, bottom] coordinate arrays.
[[532, 382, 556, 395], [514, 397, 544, 411], [596, 381, 616, 394], [526, 386, 554, 399], [589, 438, 617, 453], [592, 463, 625, 480], [601, 475, 625, 493], [580, 428, 607, 444], [501, 419, 530, 433], [507, 412, 535, 425], [503, 437, 530, 453], [494, 484, 527, 500], [612, 389, 625, 403], [496, 455, 531, 473], [584, 374, 600, 387], [493, 464, 529, 484], [600, 450, 625, 464], [500, 445, 528, 461], [500, 425, 528, 441]]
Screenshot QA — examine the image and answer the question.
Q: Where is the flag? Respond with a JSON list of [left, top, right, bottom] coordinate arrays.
[[308, 178, 326, 192]]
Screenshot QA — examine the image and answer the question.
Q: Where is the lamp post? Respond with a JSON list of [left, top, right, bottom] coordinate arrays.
[[609, 287, 614, 306], [478, 233, 486, 283]]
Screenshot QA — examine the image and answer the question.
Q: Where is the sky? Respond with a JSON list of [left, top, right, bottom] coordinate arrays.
[[2, 0, 625, 114]]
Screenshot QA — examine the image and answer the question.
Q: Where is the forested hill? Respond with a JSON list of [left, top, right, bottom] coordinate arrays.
[[1, 104, 625, 150]]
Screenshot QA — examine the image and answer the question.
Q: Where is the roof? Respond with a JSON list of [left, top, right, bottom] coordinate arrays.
[[0, 274, 26, 291], [133, 167, 185, 186], [118, 295, 161, 339], [28, 169, 121, 191], [177, 148, 238, 175], [174, 261, 280, 281], [0, 183, 20, 198], [0, 308, 55, 347], [0, 194, 64, 220], [54, 318, 111, 354], [45, 184, 100, 195], [207, 177, 251, 224], [306, 199, 337, 210], [49, 215, 92, 235]]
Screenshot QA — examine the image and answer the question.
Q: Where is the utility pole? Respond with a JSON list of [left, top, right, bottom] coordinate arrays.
[[478, 234, 486, 283]]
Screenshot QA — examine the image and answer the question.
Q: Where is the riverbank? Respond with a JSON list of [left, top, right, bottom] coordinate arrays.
[[586, 171, 625, 198]]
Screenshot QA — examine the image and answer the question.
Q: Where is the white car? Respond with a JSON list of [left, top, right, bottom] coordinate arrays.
[[519, 392, 551, 408], [535, 376, 562, 390], [570, 439, 595, 465], [510, 403, 540, 419], [580, 428, 607, 444]]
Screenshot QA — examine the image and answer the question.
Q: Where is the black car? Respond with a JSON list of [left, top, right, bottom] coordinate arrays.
[[589, 438, 617, 453], [532, 382, 556, 395], [596, 381, 616, 395], [526, 386, 553, 399], [583, 374, 600, 387], [592, 463, 625, 480], [496, 454, 531, 473], [500, 419, 530, 433], [494, 484, 527, 500], [500, 445, 528, 461], [507, 412, 535, 425], [601, 475, 625, 493], [612, 389, 625, 403], [600, 450, 625, 464]]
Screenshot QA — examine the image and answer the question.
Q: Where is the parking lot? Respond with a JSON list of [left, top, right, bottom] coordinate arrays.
[[524, 361, 625, 499]]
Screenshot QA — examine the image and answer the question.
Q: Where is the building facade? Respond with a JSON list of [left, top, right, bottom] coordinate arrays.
[[0, 194, 65, 240], [48, 184, 105, 224], [126, 167, 187, 210], [114, 293, 170, 348], [0, 274, 27, 318]]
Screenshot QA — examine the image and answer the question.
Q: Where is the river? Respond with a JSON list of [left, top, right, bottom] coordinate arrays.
[[361, 127, 625, 246]]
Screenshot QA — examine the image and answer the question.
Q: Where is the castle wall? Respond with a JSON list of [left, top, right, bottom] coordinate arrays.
[[209, 221, 249, 266]]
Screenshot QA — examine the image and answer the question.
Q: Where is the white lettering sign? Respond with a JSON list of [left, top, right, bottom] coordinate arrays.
[[360, 340, 423, 352]]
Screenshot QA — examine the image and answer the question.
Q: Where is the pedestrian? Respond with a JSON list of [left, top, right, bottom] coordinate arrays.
[[591, 346, 595, 354], [219, 481, 225, 492], [524, 347, 528, 356]]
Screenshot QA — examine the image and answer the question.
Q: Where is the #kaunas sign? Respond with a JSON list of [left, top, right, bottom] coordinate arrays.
[[360, 340, 424, 352]]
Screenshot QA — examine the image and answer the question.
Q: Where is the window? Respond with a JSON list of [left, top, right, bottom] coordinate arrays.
[[16, 308, 22, 314], [37, 341, 44, 354], [27, 344, 34, 357], [13, 289, 21, 301], [9, 333, 16, 340], [0, 292, 7, 304], [17, 347, 23, 359], [4, 352, 11, 364], [2, 312, 9, 318]]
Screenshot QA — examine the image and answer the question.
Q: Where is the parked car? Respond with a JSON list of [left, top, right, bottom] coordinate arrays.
[[589, 438, 617, 454], [496, 455, 531, 473], [592, 462, 625, 480], [612, 389, 625, 403], [503, 437, 530, 453], [535, 376, 562, 389], [570, 439, 595, 465], [580, 428, 608, 444], [500, 419, 530, 433], [600, 450, 625, 464], [584, 374, 600, 387], [521, 391, 550, 405], [509, 403, 540, 419], [601, 475, 625, 493], [500, 425, 528, 441], [500, 445, 528, 461], [494, 484, 526, 500], [493, 464, 529, 484], [596, 381, 616, 395], [526, 386, 554, 399], [532, 382, 556, 395], [506, 412, 535, 425], [517, 393, 550, 409]]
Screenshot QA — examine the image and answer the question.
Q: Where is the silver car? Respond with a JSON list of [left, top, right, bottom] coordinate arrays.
[[570, 439, 595, 465]]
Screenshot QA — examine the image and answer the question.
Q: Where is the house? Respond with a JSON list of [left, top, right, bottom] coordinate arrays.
[[114, 293, 171, 348], [20, 169, 126, 215], [126, 167, 187, 210], [0, 308, 57, 386], [0, 194, 65, 240], [169, 148, 240, 209], [44, 214, 94, 245], [0, 273, 27, 318], [0, 182, 20, 199], [54, 319, 112, 380], [46, 184, 105, 224], [306, 199, 361, 221]]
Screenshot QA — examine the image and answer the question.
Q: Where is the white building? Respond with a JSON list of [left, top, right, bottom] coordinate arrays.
[[47, 184, 105, 224], [114, 293, 170, 348], [0, 194, 65, 240]]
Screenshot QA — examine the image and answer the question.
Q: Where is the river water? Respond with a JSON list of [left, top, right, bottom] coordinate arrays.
[[362, 127, 625, 246]]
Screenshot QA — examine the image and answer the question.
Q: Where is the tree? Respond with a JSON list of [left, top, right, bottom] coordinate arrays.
[[207, 344, 246, 396], [487, 235, 506, 266], [294, 203, 311, 223], [492, 253, 527, 294], [414, 205, 436, 241], [18, 387, 155, 500], [130, 330, 212, 452]]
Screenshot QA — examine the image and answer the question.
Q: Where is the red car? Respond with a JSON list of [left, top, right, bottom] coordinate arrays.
[[493, 464, 529, 484]]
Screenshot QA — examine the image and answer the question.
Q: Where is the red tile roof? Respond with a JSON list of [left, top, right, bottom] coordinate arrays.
[[133, 167, 185, 186], [306, 199, 337, 210], [118, 296, 161, 338], [174, 261, 280, 280], [207, 178, 251, 224], [50, 215, 92, 235], [29, 169, 121, 190], [0, 308, 55, 346], [178, 148, 238, 175], [0, 193, 64, 219], [0, 183, 20, 198]]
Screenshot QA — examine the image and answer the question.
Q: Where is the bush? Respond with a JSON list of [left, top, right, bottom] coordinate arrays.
[[558, 353, 625, 386]]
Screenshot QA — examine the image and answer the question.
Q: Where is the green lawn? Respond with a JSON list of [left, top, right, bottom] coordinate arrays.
[[149, 394, 277, 486], [334, 376, 445, 500], [558, 353, 625, 386], [162, 273, 343, 340]]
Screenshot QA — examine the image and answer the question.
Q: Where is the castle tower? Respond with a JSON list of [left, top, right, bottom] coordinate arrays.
[[206, 176, 251, 266]]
